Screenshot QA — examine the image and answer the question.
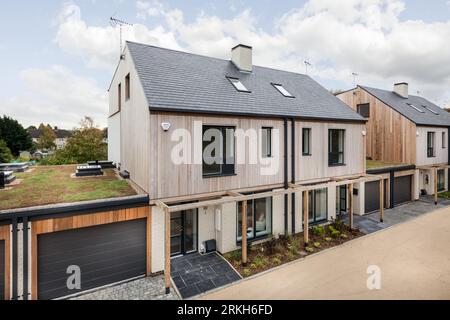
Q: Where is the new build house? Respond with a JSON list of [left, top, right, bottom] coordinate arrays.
[[108, 41, 384, 294], [337, 83, 450, 209]]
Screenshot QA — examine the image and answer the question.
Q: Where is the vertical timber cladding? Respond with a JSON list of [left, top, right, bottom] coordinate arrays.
[[0, 225, 10, 300], [32, 206, 150, 300], [0, 240, 4, 300]]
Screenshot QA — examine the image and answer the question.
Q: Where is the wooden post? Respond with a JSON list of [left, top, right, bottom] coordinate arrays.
[[348, 184, 354, 230], [434, 168, 438, 205], [379, 179, 384, 223], [242, 200, 248, 266], [164, 207, 171, 294], [303, 190, 309, 247]]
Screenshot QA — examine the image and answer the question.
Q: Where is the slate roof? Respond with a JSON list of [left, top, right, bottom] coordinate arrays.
[[360, 86, 450, 127], [28, 128, 72, 139], [126, 41, 365, 122]]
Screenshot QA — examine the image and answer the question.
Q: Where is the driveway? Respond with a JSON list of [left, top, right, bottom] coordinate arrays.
[[201, 206, 450, 300]]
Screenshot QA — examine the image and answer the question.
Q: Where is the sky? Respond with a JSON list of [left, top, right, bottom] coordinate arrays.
[[1, 0, 450, 129]]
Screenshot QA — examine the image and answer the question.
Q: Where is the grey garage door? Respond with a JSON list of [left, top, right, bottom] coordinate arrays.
[[0, 240, 5, 300], [38, 219, 146, 300], [394, 175, 413, 206], [365, 180, 387, 213]]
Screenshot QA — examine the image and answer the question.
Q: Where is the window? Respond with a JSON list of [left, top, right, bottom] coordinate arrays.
[[303, 188, 328, 224], [125, 74, 130, 100], [302, 128, 311, 156], [438, 169, 446, 192], [272, 83, 294, 98], [427, 132, 435, 158], [357, 103, 370, 118], [227, 77, 250, 92], [424, 105, 439, 115], [407, 103, 425, 113], [328, 129, 345, 166], [118, 83, 122, 110], [443, 132, 446, 149], [202, 125, 235, 176], [261, 127, 272, 158], [237, 197, 272, 242]]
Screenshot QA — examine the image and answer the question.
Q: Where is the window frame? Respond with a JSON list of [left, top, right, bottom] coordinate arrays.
[[227, 77, 250, 93], [407, 103, 425, 113], [118, 83, 122, 111], [271, 83, 295, 98], [302, 128, 312, 156], [125, 73, 130, 101], [438, 169, 446, 192], [261, 127, 273, 158], [236, 196, 273, 243], [443, 132, 446, 149], [427, 132, 436, 158], [302, 188, 328, 225], [356, 103, 370, 118], [202, 125, 236, 177], [328, 129, 345, 166]]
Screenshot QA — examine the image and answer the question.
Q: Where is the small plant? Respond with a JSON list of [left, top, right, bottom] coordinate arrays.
[[272, 257, 282, 265], [325, 237, 332, 242], [329, 225, 341, 238], [253, 256, 268, 269], [286, 251, 296, 260], [250, 263, 258, 270], [264, 237, 277, 255], [312, 226, 325, 236], [228, 250, 242, 262], [314, 242, 321, 248], [306, 247, 314, 253], [341, 233, 348, 239], [242, 269, 251, 277]]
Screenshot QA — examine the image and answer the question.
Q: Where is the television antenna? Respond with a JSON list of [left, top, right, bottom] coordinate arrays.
[[304, 60, 311, 75], [351, 72, 359, 86], [110, 16, 133, 58]]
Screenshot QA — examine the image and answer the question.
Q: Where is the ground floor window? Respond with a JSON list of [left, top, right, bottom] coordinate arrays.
[[237, 196, 272, 242], [303, 188, 328, 223], [438, 169, 445, 192]]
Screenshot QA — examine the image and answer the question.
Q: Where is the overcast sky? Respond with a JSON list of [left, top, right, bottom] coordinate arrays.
[[1, 0, 450, 129]]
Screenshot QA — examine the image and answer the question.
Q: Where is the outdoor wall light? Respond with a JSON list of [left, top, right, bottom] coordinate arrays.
[[362, 130, 367, 136], [161, 122, 171, 131], [417, 131, 420, 136]]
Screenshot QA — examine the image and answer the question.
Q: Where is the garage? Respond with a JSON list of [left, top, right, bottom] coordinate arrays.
[[0, 240, 4, 300], [37, 219, 147, 300], [394, 175, 413, 206], [365, 180, 387, 213]]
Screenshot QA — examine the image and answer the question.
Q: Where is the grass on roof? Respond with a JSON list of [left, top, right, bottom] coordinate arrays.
[[366, 160, 410, 170], [0, 165, 137, 211]]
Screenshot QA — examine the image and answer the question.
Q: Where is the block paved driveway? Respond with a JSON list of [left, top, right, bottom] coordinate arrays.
[[201, 206, 450, 300]]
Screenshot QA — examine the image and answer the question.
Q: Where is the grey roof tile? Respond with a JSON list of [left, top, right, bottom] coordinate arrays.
[[126, 41, 365, 122], [360, 85, 450, 127]]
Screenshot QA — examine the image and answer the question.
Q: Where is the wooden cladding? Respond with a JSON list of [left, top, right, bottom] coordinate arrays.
[[337, 88, 417, 164], [0, 225, 10, 300], [31, 206, 151, 300]]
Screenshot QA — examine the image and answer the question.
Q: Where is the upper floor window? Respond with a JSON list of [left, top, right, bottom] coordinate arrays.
[[125, 74, 130, 100], [443, 132, 446, 149], [427, 132, 436, 158], [261, 127, 272, 158], [357, 103, 370, 118], [227, 77, 250, 93], [302, 128, 311, 156], [118, 83, 122, 111], [272, 83, 294, 98], [329, 129, 345, 166], [202, 125, 235, 177]]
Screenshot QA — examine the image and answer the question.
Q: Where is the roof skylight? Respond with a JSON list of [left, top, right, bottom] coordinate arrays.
[[423, 105, 439, 115], [273, 83, 294, 98], [227, 77, 250, 92], [406, 103, 425, 113]]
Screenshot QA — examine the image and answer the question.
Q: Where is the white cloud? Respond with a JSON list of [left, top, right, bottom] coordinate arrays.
[[0, 66, 108, 129]]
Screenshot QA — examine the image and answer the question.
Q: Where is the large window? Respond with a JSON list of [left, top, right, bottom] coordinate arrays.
[[303, 188, 328, 224], [427, 132, 436, 158], [261, 127, 272, 158], [438, 169, 445, 192], [302, 128, 311, 156], [329, 129, 345, 166], [202, 125, 235, 177], [237, 197, 272, 242], [357, 103, 370, 118]]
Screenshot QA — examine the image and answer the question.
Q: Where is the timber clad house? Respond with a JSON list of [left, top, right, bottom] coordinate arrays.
[[108, 41, 383, 293], [337, 84, 450, 208]]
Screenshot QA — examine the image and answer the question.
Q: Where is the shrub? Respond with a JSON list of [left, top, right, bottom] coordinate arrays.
[[325, 237, 332, 242], [242, 269, 251, 277], [331, 229, 341, 238], [250, 263, 258, 270], [253, 256, 269, 269], [341, 233, 348, 239], [306, 247, 314, 253], [264, 237, 277, 255], [272, 257, 282, 265], [314, 242, 321, 248], [228, 250, 242, 262], [312, 226, 325, 236]]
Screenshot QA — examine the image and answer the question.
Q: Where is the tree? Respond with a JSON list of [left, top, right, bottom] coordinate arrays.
[[0, 139, 13, 163], [42, 117, 107, 165], [0, 116, 33, 156], [37, 125, 56, 150]]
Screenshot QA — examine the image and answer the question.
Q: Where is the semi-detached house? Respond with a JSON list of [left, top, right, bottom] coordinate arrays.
[[108, 41, 381, 293]]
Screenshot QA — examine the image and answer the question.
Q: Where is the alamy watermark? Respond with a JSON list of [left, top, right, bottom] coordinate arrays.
[[366, 265, 381, 290]]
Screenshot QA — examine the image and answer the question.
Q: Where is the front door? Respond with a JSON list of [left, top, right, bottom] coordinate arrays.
[[170, 210, 198, 256]]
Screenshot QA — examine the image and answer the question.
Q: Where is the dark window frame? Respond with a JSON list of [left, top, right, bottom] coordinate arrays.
[[443, 132, 446, 149], [356, 103, 370, 118], [236, 196, 273, 244], [271, 83, 295, 98], [302, 188, 328, 225], [438, 169, 446, 192], [118, 83, 122, 111], [261, 127, 273, 158], [328, 129, 345, 166], [227, 77, 251, 93], [202, 125, 236, 177], [125, 73, 130, 101], [302, 128, 312, 156], [427, 132, 436, 158]]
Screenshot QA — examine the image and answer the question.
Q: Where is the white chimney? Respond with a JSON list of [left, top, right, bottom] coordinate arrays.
[[231, 44, 252, 72], [394, 82, 409, 98]]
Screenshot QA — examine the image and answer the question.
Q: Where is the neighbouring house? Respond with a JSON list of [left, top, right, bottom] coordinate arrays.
[[337, 83, 450, 208], [28, 126, 72, 150], [108, 41, 382, 293]]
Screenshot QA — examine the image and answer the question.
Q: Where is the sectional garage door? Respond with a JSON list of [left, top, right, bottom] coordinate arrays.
[[37, 219, 146, 300], [365, 180, 387, 213], [0, 240, 5, 300], [394, 175, 413, 206]]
